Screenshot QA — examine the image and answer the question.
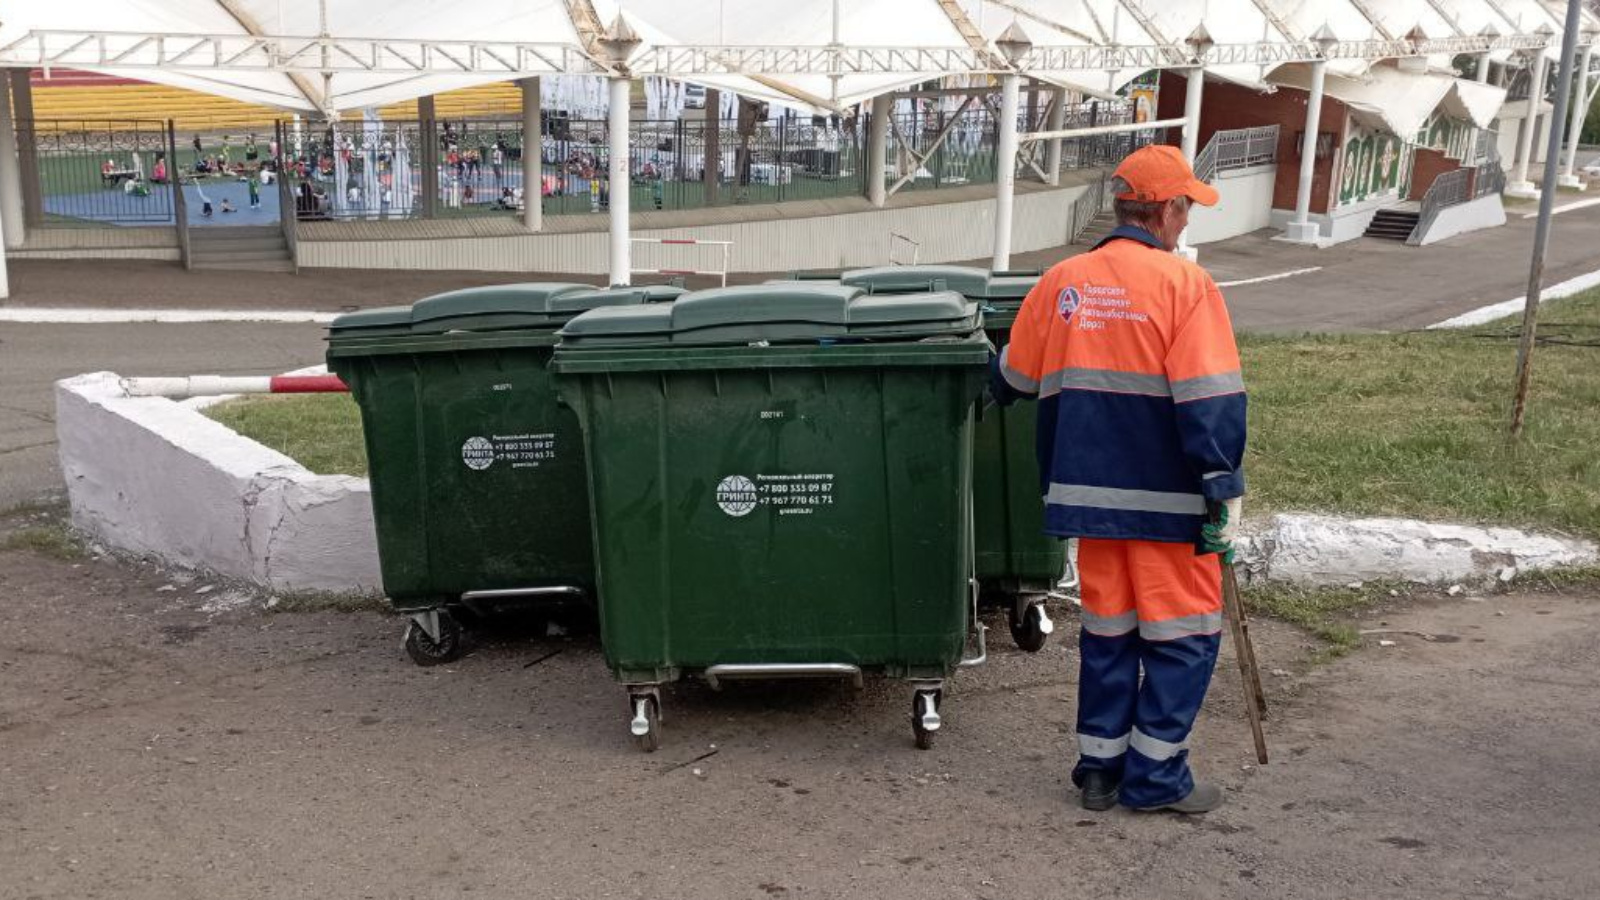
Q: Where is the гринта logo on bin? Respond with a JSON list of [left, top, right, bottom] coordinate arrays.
[[461, 436, 496, 470], [715, 475, 759, 517]]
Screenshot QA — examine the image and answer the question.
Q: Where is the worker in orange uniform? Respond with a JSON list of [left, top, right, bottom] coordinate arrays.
[[990, 144, 1245, 815]]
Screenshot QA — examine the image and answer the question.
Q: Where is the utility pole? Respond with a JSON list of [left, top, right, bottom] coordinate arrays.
[[1510, 0, 1585, 437]]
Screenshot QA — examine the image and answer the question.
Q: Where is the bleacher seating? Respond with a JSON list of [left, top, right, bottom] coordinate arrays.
[[27, 70, 524, 132]]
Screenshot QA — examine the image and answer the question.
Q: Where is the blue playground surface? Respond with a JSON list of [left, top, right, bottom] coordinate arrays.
[[43, 179, 282, 228]]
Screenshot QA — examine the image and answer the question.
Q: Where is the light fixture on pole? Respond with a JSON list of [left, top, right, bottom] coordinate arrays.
[[995, 21, 1034, 67], [1309, 23, 1338, 58], [1185, 24, 1214, 65]]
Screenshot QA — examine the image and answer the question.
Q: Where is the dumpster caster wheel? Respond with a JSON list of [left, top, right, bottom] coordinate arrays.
[[403, 609, 463, 667], [630, 694, 661, 753], [1008, 598, 1054, 653], [911, 689, 942, 750]]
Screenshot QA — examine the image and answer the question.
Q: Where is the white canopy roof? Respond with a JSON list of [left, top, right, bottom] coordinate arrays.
[[1269, 60, 1508, 137], [0, 0, 1587, 117]]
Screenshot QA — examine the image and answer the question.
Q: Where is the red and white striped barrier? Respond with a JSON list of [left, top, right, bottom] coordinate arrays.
[[121, 374, 349, 399], [631, 237, 733, 287]]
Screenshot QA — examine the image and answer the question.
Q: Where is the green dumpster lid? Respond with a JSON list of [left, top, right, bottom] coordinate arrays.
[[409, 283, 604, 333], [984, 272, 1039, 301], [559, 283, 980, 348], [326, 305, 415, 338], [841, 265, 992, 298]]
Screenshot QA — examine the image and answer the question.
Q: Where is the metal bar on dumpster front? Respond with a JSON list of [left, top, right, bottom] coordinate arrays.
[[702, 663, 864, 690]]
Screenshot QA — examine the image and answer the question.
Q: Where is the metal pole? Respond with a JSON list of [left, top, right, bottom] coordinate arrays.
[[1045, 86, 1066, 185], [8, 70, 41, 228], [867, 94, 890, 206], [993, 72, 1021, 269], [1559, 45, 1593, 188], [1511, 0, 1586, 438], [0, 72, 25, 249], [608, 75, 630, 287], [1510, 53, 1548, 195], [1286, 59, 1327, 243], [1178, 67, 1205, 257], [704, 87, 720, 206], [520, 77, 542, 230], [417, 94, 439, 218]]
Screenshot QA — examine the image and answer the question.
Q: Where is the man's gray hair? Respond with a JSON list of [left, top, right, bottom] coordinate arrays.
[[1110, 176, 1189, 229]]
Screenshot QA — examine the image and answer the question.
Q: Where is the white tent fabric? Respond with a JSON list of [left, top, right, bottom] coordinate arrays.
[[0, 0, 585, 113], [1268, 62, 1492, 140], [0, 0, 1584, 120], [1444, 76, 1510, 129], [585, 0, 971, 112]]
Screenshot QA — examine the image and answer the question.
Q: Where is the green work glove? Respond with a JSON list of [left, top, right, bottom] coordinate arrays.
[[1202, 496, 1243, 564]]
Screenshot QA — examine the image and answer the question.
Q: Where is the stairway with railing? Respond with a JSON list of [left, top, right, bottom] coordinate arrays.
[[1193, 125, 1280, 183]]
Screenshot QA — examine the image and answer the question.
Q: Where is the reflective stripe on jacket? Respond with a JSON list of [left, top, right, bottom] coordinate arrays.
[[990, 225, 1246, 544]]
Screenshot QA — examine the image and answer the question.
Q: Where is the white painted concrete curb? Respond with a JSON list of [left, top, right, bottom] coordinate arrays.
[[1239, 513, 1597, 586], [54, 372, 1599, 595], [56, 372, 382, 594]]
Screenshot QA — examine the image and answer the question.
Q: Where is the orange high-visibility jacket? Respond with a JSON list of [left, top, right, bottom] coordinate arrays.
[[992, 226, 1246, 544]]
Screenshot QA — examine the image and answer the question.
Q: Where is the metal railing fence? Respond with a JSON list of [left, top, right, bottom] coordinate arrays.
[[21, 118, 175, 226]]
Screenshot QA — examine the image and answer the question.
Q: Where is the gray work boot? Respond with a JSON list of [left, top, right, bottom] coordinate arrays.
[[1135, 781, 1225, 814]]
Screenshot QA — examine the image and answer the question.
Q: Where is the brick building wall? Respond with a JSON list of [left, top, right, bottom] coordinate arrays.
[[1407, 148, 1466, 201], [1156, 71, 1348, 215]]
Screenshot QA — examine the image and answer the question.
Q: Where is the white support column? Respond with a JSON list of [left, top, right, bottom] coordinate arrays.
[[521, 77, 542, 230], [1476, 51, 1492, 84], [867, 94, 890, 207], [1045, 86, 1067, 186], [1177, 67, 1205, 259], [0, 73, 24, 250], [992, 72, 1021, 270], [607, 75, 630, 286], [1509, 55, 1548, 198], [1285, 60, 1328, 244], [1558, 46, 1594, 190]]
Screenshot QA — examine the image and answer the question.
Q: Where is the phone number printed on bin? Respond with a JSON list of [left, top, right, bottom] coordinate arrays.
[[717, 473, 836, 517], [461, 433, 558, 471]]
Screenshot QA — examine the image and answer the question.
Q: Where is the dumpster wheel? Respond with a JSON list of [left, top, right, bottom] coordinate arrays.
[[1008, 597, 1055, 654], [403, 609, 464, 666], [629, 691, 662, 753], [911, 687, 943, 750]]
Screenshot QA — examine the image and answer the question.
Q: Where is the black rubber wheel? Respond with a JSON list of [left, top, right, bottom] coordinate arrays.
[[403, 610, 464, 666], [632, 695, 661, 754], [911, 690, 942, 750], [1009, 600, 1051, 653]]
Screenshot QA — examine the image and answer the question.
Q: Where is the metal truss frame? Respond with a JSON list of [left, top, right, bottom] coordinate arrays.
[[0, 30, 1574, 79], [0, 30, 609, 76]]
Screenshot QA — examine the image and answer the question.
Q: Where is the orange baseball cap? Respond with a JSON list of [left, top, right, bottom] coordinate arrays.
[[1112, 144, 1219, 207]]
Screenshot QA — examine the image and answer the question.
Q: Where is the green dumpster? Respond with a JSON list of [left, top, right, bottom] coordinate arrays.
[[326, 282, 686, 666], [552, 283, 991, 751], [820, 266, 1069, 653]]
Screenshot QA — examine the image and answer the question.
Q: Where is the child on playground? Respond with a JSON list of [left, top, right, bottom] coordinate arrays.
[[248, 173, 261, 209]]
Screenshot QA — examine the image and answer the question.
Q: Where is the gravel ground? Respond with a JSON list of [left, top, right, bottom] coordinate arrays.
[[2, 532, 1596, 900]]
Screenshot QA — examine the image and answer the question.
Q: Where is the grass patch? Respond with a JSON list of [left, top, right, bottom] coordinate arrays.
[[205, 393, 368, 477], [1239, 287, 1600, 537], [1, 524, 88, 560], [204, 289, 1600, 538], [1240, 580, 1400, 659]]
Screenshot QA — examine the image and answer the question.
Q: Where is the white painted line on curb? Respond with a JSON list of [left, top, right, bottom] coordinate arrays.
[[0, 307, 338, 324], [1428, 266, 1600, 329], [1521, 196, 1600, 219], [1217, 267, 1323, 288]]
